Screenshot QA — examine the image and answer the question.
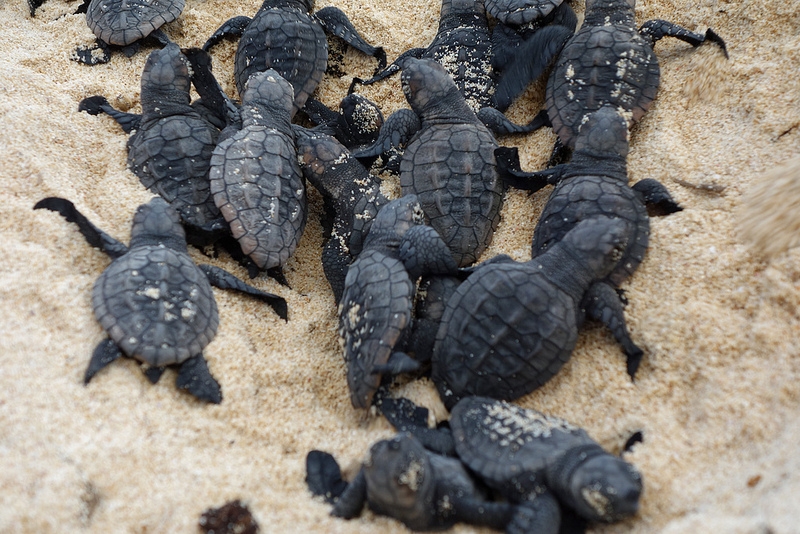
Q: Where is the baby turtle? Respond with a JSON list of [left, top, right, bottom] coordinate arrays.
[[209, 70, 307, 280], [306, 433, 543, 532], [293, 127, 389, 303], [63, 0, 181, 64], [495, 0, 728, 138], [355, 58, 504, 267], [338, 195, 458, 409], [79, 44, 228, 246], [496, 105, 683, 377], [33, 197, 287, 403], [431, 216, 631, 408], [203, 0, 386, 117], [379, 396, 643, 528]]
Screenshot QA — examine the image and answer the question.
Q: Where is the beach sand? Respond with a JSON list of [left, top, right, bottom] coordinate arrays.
[[1, 0, 799, 531]]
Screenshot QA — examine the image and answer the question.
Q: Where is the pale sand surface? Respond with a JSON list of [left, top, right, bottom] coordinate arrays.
[[1, 0, 799, 532]]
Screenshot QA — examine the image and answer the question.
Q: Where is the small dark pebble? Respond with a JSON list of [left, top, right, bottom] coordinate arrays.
[[198, 500, 259, 534]]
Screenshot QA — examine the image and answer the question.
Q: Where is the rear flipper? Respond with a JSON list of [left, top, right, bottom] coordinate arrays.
[[503, 491, 562, 534], [78, 95, 142, 134], [494, 146, 560, 193], [632, 178, 683, 217], [33, 197, 129, 258], [84, 338, 123, 384], [315, 6, 387, 72], [376, 396, 456, 456], [582, 281, 643, 379], [306, 450, 349, 503], [175, 353, 222, 404], [477, 107, 550, 136], [639, 20, 728, 58], [202, 16, 252, 51], [198, 264, 288, 321]]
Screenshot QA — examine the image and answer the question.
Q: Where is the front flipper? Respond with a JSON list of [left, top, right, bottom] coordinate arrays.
[[353, 47, 426, 86], [84, 338, 123, 384], [352, 108, 420, 159], [399, 225, 459, 280], [315, 6, 387, 72], [582, 281, 643, 379], [503, 493, 562, 534], [183, 47, 241, 130], [493, 24, 574, 112], [78, 95, 142, 134], [632, 178, 683, 217], [202, 16, 252, 52], [331, 468, 368, 519], [306, 450, 349, 503], [175, 354, 222, 404], [198, 264, 288, 321], [376, 396, 456, 456], [494, 146, 559, 193], [477, 107, 550, 136], [34, 197, 129, 258], [370, 351, 420, 375], [639, 20, 728, 58]]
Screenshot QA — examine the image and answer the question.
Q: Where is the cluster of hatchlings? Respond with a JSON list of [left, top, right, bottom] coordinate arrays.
[[30, 0, 727, 531]]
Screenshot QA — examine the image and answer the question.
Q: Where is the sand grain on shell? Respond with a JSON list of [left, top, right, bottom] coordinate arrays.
[[1, 0, 799, 532]]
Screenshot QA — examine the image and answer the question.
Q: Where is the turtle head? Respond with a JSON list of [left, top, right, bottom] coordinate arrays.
[[140, 44, 192, 110], [129, 197, 188, 252], [362, 434, 435, 529], [562, 450, 643, 522], [362, 194, 424, 249], [575, 105, 630, 159], [241, 70, 295, 127], [400, 58, 466, 118], [559, 216, 630, 278]]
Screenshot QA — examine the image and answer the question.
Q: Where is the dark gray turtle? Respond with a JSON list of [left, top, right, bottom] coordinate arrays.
[[293, 127, 389, 303], [431, 216, 631, 409], [203, 0, 386, 118], [378, 396, 642, 529], [78, 44, 228, 246], [209, 70, 307, 280], [496, 104, 683, 377], [56, 0, 183, 64], [306, 433, 544, 533], [494, 0, 727, 135], [355, 58, 504, 267], [33, 197, 288, 403], [301, 92, 385, 153], [338, 194, 458, 409]]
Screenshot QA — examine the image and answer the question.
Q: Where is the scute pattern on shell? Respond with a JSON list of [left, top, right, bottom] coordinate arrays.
[[92, 245, 219, 367], [86, 0, 185, 45]]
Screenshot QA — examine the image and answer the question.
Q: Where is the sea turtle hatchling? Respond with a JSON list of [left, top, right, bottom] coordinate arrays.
[[338, 195, 458, 409], [79, 44, 229, 246], [494, 0, 728, 137], [203, 0, 386, 118], [379, 396, 643, 529], [431, 216, 631, 409], [33, 197, 288, 403], [293, 127, 389, 304], [209, 70, 307, 280], [306, 433, 546, 533], [355, 58, 505, 267], [496, 105, 683, 377]]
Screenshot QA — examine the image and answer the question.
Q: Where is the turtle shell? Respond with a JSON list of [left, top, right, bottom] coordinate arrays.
[[449, 396, 594, 498], [431, 259, 578, 408], [234, 4, 327, 116], [92, 245, 219, 366], [533, 175, 649, 287], [546, 24, 660, 148], [86, 0, 185, 46], [338, 249, 414, 409]]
